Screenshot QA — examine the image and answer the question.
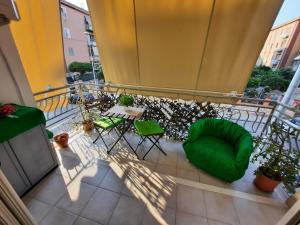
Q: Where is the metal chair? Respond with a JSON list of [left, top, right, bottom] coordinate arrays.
[[134, 105, 172, 159]]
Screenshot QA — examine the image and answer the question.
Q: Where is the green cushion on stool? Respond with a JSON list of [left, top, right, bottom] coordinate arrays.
[[134, 120, 164, 136], [94, 116, 124, 130]]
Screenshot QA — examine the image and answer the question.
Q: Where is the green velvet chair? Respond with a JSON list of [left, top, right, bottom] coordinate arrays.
[[183, 118, 253, 182]]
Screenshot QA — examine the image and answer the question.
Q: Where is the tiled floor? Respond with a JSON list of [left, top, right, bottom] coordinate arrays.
[[22, 128, 288, 225]]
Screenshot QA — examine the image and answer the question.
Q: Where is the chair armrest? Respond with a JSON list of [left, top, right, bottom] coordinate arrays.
[[184, 120, 205, 143], [235, 134, 253, 172]]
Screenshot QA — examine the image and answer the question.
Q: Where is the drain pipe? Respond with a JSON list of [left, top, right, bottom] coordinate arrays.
[[276, 64, 300, 116]]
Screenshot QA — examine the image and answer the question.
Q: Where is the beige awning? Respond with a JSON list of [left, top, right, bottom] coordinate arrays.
[[9, 0, 66, 93], [88, 0, 282, 94]]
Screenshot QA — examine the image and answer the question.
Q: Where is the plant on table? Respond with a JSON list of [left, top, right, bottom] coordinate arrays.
[[119, 94, 134, 107], [252, 122, 300, 193]]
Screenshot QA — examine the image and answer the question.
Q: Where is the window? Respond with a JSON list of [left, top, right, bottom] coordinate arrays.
[[68, 47, 75, 56], [281, 39, 287, 48], [60, 6, 67, 19], [63, 28, 71, 39]]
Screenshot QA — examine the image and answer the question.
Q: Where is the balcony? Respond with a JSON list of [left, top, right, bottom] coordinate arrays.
[[2, 1, 300, 224], [19, 82, 300, 225]]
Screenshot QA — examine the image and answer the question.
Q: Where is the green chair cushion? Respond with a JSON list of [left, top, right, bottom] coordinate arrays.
[[93, 116, 124, 130], [134, 120, 164, 136], [183, 118, 253, 182]]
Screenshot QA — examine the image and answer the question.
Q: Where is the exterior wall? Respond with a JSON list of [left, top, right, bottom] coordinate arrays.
[[258, 18, 300, 69], [285, 27, 300, 68], [60, 1, 92, 68]]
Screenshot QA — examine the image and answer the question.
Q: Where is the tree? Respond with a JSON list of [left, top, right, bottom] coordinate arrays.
[[279, 68, 294, 80], [260, 73, 289, 92], [68, 61, 92, 74], [246, 66, 293, 91]]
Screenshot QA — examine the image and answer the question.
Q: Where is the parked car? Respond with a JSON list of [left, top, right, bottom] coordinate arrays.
[[68, 92, 95, 104]]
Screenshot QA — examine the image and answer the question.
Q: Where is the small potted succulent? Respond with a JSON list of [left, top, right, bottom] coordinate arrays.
[[252, 122, 300, 193], [119, 94, 134, 107]]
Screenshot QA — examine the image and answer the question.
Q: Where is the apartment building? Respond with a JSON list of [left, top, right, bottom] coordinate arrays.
[[60, 0, 99, 68], [257, 17, 300, 71]]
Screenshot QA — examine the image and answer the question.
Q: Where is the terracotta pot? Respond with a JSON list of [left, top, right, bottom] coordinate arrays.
[[54, 133, 69, 148], [254, 175, 281, 193], [82, 120, 93, 132]]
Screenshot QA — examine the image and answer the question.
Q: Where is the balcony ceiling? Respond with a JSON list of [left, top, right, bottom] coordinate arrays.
[[88, 0, 282, 94]]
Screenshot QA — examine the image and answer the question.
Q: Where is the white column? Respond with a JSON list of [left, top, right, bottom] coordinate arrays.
[[276, 64, 300, 116]]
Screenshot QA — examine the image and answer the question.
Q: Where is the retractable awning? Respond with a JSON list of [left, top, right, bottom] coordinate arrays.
[[88, 0, 282, 94]]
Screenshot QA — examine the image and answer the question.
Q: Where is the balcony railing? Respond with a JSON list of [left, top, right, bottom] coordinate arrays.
[[33, 82, 300, 150]]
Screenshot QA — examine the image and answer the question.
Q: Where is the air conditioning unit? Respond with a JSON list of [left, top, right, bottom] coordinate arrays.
[[0, 0, 20, 26]]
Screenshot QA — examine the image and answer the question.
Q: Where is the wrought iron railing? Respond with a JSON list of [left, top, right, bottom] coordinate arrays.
[[33, 82, 300, 145], [33, 85, 80, 127]]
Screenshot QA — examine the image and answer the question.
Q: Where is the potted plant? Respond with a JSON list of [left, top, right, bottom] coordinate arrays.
[[54, 133, 69, 148], [252, 122, 300, 193], [119, 94, 134, 107], [77, 83, 94, 132]]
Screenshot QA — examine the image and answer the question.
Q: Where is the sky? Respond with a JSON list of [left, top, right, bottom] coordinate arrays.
[[66, 0, 88, 10], [67, 0, 300, 28], [273, 0, 300, 27]]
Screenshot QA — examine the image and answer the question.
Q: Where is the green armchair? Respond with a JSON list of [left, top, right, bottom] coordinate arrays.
[[183, 118, 253, 182]]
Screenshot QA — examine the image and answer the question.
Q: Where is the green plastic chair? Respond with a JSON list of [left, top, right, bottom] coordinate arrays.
[[93, 116, 124, 151], [183, 118, 253, 182]]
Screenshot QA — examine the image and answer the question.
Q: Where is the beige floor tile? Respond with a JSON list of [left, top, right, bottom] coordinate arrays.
[[233, 197, 270, 225], [98, 168, 126, 193], [143, 146, 161, 163], [198, 171, 228, 188], [157, 150, 177, 167], [207, 219, 231, 225], [80, 188, 120, 224], [75, 163, 110, 186], [39, 207, 77, 225], [177, 168, 200, 181], [156, 164, 177, 177], [260, 204, 287, 225], [203, 191, 239, 225], [177, 156, 201, 175], [28, 173, 68, 205], [143, 207, 175, 225], [22, 197, 52, 223], [177, 184, 206, 217], [148, 173, 177, 209], [109, 195, 146, 225], [176, 212, 208, 225], [56, 182, 96, 214], [73, 217, 101, 225]]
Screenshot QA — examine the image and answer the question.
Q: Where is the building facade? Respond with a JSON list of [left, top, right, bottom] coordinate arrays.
[[60, 0, 99, 69], [257, 17, 300, 71]]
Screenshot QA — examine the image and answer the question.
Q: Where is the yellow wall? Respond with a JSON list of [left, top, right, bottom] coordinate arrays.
[[88, 0, 282, 94], [9, 0, 66, 93]]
